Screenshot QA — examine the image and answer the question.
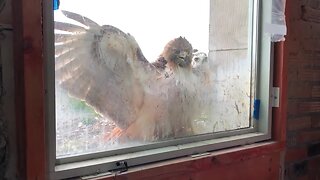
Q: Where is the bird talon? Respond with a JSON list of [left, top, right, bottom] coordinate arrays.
[[104, 127, 123, 141]]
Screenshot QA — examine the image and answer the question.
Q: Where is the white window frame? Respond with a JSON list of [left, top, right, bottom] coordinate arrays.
[[44, 0, 274, 179]]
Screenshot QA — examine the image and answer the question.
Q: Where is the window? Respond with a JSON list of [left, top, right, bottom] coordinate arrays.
[[45, 0, 274, 179]]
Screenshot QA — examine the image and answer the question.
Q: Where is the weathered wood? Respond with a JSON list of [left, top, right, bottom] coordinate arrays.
[[12, 0, 26, 178], [91, 142, 283, 180], [12, 0, 46, 179], [273, 42, 287, 143]]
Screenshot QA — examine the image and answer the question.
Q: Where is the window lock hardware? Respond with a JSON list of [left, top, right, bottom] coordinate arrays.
[[114, 161, 129, 173]]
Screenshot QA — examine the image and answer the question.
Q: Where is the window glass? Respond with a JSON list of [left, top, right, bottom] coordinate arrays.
[[54, 0, 252, 158]]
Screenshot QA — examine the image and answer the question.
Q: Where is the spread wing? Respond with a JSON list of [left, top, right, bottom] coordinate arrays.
[[55, 10, 157, 129]]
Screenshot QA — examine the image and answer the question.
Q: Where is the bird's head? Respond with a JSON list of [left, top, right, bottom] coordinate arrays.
[[161, 37, 193, 69], [192, 51, 208, 68]]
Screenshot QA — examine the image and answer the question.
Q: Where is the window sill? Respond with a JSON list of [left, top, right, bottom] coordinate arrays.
[[53, 133, 280, 179], [84, 141, 284, 180]]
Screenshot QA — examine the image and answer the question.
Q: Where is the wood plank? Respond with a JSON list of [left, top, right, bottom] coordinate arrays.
[[12, 0, 26, 178], [90, 142, 283, 180], [273, 42, 287, 142], [12, 0, 47, 179]]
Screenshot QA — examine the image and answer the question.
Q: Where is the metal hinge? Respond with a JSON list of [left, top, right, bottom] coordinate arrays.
[[271, 87, 280, 108]]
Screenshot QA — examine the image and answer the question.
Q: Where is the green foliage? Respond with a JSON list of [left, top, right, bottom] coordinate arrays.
[[68, 96, 99, 125]]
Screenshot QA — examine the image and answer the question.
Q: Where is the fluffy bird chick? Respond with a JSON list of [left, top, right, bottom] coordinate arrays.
[[192, 51, 208, 68], [153, 37, 193, 71]]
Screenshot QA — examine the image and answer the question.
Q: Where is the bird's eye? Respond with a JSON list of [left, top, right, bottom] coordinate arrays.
[[175, 50, 180, 54], [194, 57, 200, 62]]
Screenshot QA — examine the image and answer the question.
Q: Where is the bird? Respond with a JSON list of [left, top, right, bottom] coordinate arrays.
[[54, 10, 211, 142]]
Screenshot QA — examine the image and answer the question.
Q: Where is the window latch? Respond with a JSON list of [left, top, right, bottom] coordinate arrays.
[[113, 161, 129, 173]]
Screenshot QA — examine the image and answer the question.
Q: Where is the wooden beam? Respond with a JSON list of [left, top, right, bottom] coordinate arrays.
[[272, 42, 287, 143], [91, 142, 283, 180], [12, 0, 47, 179], [12, 0, 26, 178]]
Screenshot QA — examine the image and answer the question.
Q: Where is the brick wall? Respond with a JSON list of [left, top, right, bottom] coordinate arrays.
[[285, 0, 320, 179]]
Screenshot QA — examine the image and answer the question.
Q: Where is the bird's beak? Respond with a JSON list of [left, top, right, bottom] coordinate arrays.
[[176, 51, 190, 67], [178, 51, 188, 62]]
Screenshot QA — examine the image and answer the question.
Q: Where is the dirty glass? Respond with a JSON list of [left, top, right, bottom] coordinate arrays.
[[54, 0, 252, 158]]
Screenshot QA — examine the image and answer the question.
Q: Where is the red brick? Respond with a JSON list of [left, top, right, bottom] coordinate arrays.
[[297, 130, 320, 144], [288, 117, 312, 132], [288, 101, 320, 115], [301, 39, 320, 51], [296, 176, 310, 180], [299, 102, 320, 114], [286, 147, 308, 163], [286, 161, 309, 179], [311, 116, 320, 128], [288, 67, 320, 83], [287, 101, 299, 116], [312, 86, 320, 98], [287, 82, 306, 98], [288, 82, 312, 99], [311, 120, 320, 128], [291, 20, 317, 38], [287, 133, 298, 147], [308, 157, 320, 180], [308, 156, 320, 170], [308, 173, 320, 180]]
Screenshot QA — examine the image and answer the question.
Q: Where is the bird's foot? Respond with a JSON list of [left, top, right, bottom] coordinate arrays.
[[104, 127, 123, 142]]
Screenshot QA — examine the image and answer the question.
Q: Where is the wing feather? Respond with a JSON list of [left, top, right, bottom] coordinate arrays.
[[55, 21, 87, 33], [61, 10, 100, 28], [55, 11, 153, 129], [55, 33, 88, 44]]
